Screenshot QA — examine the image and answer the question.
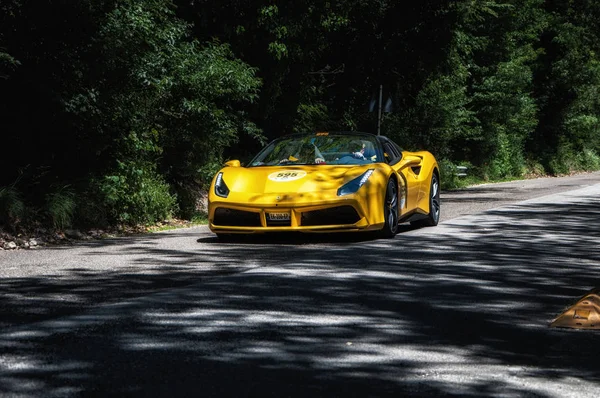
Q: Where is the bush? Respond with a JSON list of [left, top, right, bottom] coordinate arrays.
[[488, 132, 526, 180], [438, 159, 461, 190], [0, 186, 25, 227], [45, 186, 76, 230], [97, 160, 177, 225], [548, 156, 571, 175], [524, 158, 546, 177], [76, 191, 109, 228], [576, 148, 600, 171], [197, 159, 225, 189], [172, 180, 206, 220], [546, 144, 591, 175]]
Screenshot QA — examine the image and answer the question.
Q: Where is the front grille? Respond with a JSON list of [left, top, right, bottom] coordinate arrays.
[[266, 218, 292, 227], [301, 206, 360, 226], [213, 208, 261, 227]]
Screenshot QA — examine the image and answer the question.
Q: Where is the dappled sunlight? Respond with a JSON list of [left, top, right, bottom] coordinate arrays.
[[0, 185, 600, 395], [0, 354, 91, 396]]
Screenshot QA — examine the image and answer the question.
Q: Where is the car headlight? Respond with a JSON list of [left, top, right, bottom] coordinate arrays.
[[337, 169, 374, 196], [214, 172, 230, 198]]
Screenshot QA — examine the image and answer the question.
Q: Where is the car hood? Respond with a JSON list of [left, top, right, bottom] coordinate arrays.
[[220, 165, 374, 194]]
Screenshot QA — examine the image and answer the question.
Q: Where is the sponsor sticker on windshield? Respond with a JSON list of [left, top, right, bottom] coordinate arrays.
[[268, 171, 307, 182]]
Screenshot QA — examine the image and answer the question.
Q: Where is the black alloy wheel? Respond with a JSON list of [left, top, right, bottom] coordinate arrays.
[[379, 178, 399, 238]]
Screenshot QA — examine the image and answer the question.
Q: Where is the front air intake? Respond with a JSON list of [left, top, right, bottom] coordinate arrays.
[[213, 208, 261, 227], [301, 206, 360, 226]]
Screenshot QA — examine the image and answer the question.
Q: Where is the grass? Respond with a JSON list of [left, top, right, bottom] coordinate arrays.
[[46, 187, 76, 230], [0, 186, 25, 224], [146, 211, 208, 233]]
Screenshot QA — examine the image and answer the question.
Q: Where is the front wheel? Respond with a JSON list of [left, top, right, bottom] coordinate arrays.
[[411, 172, 440, 227], [378, 179, 399, 238]]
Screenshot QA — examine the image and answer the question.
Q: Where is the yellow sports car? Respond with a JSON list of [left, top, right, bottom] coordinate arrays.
[[208, 132, 439, 239]]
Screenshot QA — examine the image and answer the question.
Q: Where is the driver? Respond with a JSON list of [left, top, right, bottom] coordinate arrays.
[[351, 141, 377, 162], [353, 143, 366, 160], [280, 142, 325, 164]]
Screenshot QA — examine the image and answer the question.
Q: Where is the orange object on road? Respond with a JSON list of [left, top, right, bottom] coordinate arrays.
[[550, 289, 600, 329]]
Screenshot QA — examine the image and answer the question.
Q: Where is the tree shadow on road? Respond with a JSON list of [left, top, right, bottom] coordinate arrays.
[[196, 228, 421, 245], [1, 196, 599, 396]]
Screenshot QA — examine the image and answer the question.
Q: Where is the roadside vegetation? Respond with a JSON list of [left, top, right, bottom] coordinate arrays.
[[2, 0, 600, 246]]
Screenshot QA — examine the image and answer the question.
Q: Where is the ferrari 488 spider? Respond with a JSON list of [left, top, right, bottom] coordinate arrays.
[[208, 132, 439, 238]]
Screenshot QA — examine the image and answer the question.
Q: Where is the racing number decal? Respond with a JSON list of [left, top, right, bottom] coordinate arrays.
[[268, 170, 307, 182]]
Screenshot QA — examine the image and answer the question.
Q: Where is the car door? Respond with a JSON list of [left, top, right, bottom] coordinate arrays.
[[385, 139, 427, 214], [378, 139, 409, 217]]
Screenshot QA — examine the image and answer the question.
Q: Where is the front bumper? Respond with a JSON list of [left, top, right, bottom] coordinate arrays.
[[208, 196, 382, 234]]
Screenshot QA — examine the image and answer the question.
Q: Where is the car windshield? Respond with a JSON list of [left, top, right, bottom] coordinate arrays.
[[248, 133, 383, 167]]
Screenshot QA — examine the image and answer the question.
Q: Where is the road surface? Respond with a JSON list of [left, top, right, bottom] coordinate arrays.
[[1, 172, 600, 397]]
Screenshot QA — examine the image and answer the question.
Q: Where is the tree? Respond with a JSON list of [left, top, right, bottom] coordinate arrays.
[[531, 0, 600, 173], [0, 0, 262, 225]]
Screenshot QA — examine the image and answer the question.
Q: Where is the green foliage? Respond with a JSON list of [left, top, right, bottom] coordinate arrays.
[[393, 0, 544, 182], [438, 159, 479, 190], [0, 186, 25, 226], [76, 191, 109, 228], [54, 0, 263, 216], [0, 50, 19, 79], [576, 148, 600, 171], [391, 48, 476, 156], [45, 186, 76, 230], [0, 1, 21, 79], [197, 160, 226, 190], [92, 0, 263, 189], [487, 132, 526, 179], [3, 0, 600, 232], [523, 158, 546, 176], [548, 144, 600, 175], [438, 159, 462, 190], [190, 211, 208, 224], [294, 102, 329, 133], [97, 160, 177, 225], [547, 144, 575, 175], [473, 47, 538, 177], [96, 130, 178, 225], [530, 0, 600, 172]]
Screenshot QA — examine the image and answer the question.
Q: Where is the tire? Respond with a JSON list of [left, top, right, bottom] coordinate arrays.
[[378, 178, 399, 238], [411, 172, 440, 227]]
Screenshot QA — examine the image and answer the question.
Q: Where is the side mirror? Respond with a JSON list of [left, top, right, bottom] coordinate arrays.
[[224, 159, 241, 167], [398, 155, 421, 170]]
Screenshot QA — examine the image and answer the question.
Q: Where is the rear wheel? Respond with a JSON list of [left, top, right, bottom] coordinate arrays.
[[411, 172, 440, 227], [378, 179, 399, 238]]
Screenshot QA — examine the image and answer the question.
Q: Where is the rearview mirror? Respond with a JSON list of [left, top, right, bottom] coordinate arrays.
[[225, 159, 241, 167]]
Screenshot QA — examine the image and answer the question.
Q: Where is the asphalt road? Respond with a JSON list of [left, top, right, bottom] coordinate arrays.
[[1, 172, 600, 397]]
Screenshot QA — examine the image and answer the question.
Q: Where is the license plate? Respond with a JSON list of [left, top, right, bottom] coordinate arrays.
[[267, 212, 290, 221]]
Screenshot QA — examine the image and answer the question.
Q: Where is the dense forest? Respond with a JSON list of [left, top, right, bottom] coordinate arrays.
[[1, 0, 600, 230]]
